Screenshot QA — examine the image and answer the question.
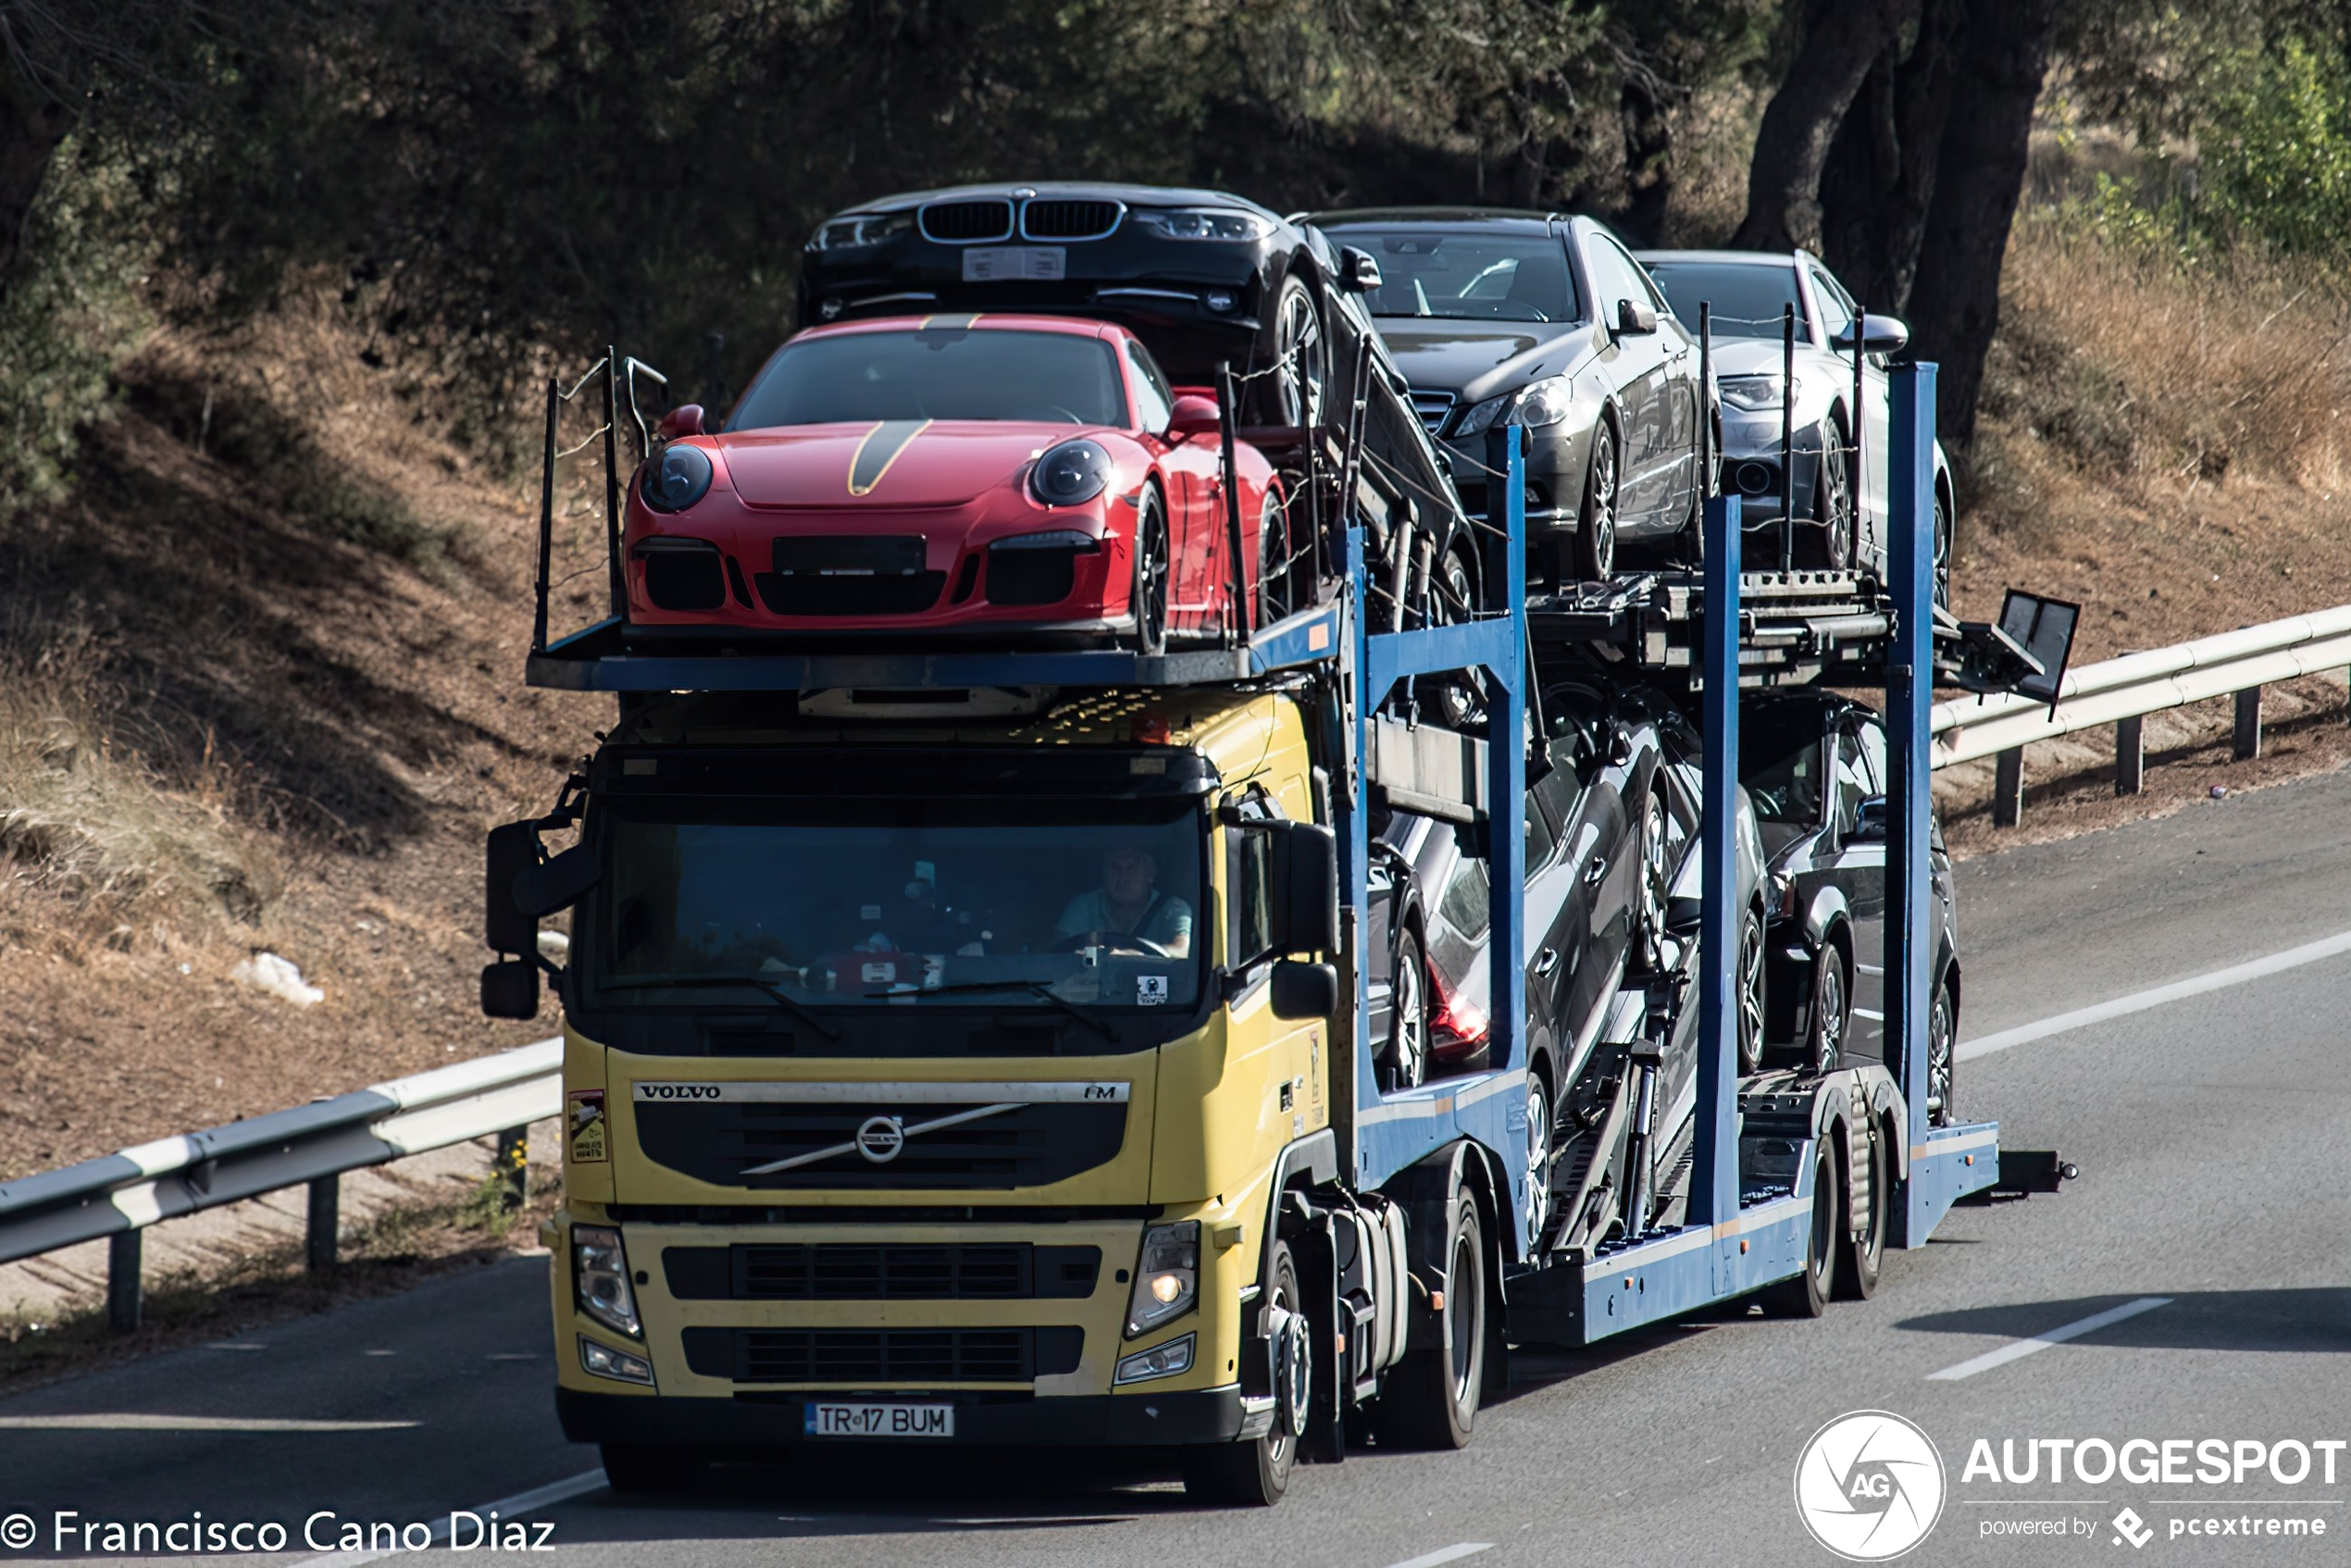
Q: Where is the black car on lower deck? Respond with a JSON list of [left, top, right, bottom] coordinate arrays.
[[1739, 691, 1961, 1123]]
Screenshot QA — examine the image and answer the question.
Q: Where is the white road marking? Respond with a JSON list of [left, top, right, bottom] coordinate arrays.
[[0, 1414, 418, 1432], [1384, 1546, 1494, 1568], [1925, 1297, 2172, 1382], [289, 1468, 605, 1566], [1958, 929, 2351, 1061]]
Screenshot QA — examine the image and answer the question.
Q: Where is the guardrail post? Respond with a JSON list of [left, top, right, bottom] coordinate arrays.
[[495, 1126, 529, 1212], [1993, 747, 2024, 828], [107, 1229, 143, 1331], [306, 1175, 340, 1274], [2233, 686, 2262, 760], [2115, 716, 2145, 795]]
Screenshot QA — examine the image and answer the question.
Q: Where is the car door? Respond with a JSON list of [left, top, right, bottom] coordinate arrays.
[[1131, 340, 1221, 628], [1830, 716, 1890, 1061], [1586, 235, 1674, 528], [1806, 264, 1885, 568], [1523, 763, 1584, 1063], [1635, 256, 1703, 524]]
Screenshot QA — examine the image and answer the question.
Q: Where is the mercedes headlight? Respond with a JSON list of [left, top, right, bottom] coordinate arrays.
[[1451, 392, 1515, 439], [1029, 439, 1113, 507], [1133, 207, 1273, 243], [1720, 374, 1799, 413], [811, 212, 912, 251], [1125, 1220, 1200, 1338], [1514, 375, 1574, 429], [573, 1224, 641, 1339], [641, 444, 715, 513]]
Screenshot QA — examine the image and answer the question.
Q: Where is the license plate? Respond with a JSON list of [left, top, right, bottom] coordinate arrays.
[[803, 1402, 955, 1438], [962, 246, 1064, 282]]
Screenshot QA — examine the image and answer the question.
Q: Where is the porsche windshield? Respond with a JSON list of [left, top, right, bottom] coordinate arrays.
[[584, 795, 1204, 1011], [1336, 230, 1581, 323], [728, 329, 1127, 429]]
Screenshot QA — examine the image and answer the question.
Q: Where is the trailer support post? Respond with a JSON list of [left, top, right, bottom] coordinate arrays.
[[108, 1228, 143, 1332], [1689, 489, 1742, 1247], [1992, 748, 2024, 828], [2233, 686, 2261, 760], [2115, 716, 2145, 795], [1887, 362, 1938, 1248]]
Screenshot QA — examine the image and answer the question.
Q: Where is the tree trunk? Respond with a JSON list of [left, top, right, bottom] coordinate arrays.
[[0, 68, 74, 289], [1816, 0, 1967, 314], [1617, 70, 1674, 247], [1730, 0, 1919, 253], [1904, 0, 2059, 447]]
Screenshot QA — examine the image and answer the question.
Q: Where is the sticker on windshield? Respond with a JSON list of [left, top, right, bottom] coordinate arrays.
[[862, 961, 897, 984], [566, 1089, 606, 1164], [1137, 975, 1169, 1007]]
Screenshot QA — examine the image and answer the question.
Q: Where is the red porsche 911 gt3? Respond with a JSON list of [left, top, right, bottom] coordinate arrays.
[[621, 314, 1291, 652]]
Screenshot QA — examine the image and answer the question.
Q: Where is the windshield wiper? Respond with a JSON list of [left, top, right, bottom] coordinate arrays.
[[601, 974, 842, 1040], [866, 979, 1116, 1041]]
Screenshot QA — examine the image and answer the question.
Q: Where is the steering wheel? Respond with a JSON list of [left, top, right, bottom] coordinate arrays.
[[1052, 929, 1174, 958]]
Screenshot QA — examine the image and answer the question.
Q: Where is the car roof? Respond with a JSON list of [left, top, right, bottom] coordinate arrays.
[[829, 181, 1280, 218], [1309, 206, 1560, 232], [1634, 248, 1805, 269], [790, 312, 1126, 343]]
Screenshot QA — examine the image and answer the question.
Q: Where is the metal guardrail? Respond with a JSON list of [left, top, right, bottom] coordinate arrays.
[[1932, 604, 2351, 824], [0, 1039, 562, 1329]]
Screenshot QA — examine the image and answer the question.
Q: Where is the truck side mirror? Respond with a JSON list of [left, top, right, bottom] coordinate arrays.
[[1270, 820, 1339, 955], [1850, 796, 1888, 842], [516, 843, 599, 918], [486, 822, 541, 955], [1270, 960, 1339, 1020], [480, 958, 540, 1019]]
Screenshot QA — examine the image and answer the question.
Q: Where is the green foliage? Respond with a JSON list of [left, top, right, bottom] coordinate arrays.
[[0, 131, 157, 510], [2200, 33, 2351, 256]]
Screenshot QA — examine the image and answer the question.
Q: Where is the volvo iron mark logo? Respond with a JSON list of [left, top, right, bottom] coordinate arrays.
[[1794, 1410, 1947, 1561], [854, 1115, 906, 1164]]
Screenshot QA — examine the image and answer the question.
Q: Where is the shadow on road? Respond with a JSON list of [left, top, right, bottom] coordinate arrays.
[[1895, 1288, 2351, 1353]]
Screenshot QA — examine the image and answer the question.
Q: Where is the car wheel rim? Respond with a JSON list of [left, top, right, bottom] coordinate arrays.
[[1393, 952, 1425, 1089], [1640, 797, 1667, 942], [1928, 990, 1953, 1122], [1275, 283, 1325, 429], [1820, 437, 1851, 567], [1524, 1077, 1551, 1250], [1588, 433, 1617, 576], [1138, 504, 1168, 647], [1816, 958, 1844, 1070], [1258, 498, 1287, 626], [1933, 499, 1953, 610], [1739, 923, 1765, 1071]]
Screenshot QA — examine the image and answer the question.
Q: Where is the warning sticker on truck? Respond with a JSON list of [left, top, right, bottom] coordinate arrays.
[[567, 1089, 607, 1163]]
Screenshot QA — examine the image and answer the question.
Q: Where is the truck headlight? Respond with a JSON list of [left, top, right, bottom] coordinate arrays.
[[1125, 1220, 1199, 1338], [578, 1335, 655, 1386], [1114, 1333, 1196, 1385], [573, 1224, 641, 1339]]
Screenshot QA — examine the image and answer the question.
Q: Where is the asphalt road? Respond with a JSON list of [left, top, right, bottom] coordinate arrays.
[[8, 767, 2351, 1567]]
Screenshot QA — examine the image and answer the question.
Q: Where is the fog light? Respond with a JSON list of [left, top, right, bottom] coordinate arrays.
[[579, 1336, 654, 1386], [1735, 461, 1774, 496], [1203, 289, 1238, 314], [1114, 1333, 1195, 1385]]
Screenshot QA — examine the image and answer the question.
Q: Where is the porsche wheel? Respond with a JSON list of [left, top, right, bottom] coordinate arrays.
[[1255, 490, 1293, 628], [1131, 486, 1170, 657], [1265, 275, 1327, 431]]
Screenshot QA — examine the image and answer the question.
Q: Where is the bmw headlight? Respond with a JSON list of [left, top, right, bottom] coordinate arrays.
[[1514, 375, 1574, 429], [641, 444, 715, 513], [1125, 1220, 1200, 1338], [811, 212, 912, 251], [1720, 374, 1798, 413], [1133, 207, 1273, 243], [572, 1224, 641, 1339], [1029, 440, 1113, 507]]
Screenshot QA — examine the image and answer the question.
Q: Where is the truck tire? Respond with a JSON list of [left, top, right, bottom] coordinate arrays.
[[1375, 1190, 1485, 1450], [1181, 1242, 1304, 1506], [599, 1441, 709, 1495], [1760, 1140, 1836, 1318], [1835, 1118, 1886, 1301]]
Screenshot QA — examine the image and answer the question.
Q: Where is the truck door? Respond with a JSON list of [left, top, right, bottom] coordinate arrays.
[[1224, 786, 1327, 1139], [1833, 718, 1890, 1061]]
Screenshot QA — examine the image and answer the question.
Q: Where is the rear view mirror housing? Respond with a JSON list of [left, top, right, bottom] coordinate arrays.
[[1268, 820, 1339, 955], [1270, 960, 1340, 1020], [1165, 392, 1222, 441], [657, 404, 706, 440], [1663, 895, 1703, 937], [485, 822, 541, 956], [1830, 314, 1909, 356], [1615, 299, 1659, 336], [1850, 795, 1888, 842], [480, 958, 540, 1020], [1337, 246, 1385, 293]]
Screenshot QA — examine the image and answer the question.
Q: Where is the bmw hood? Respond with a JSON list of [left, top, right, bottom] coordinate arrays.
[[715, 421, 1090, 508], [1371, 319, 1601, 404]]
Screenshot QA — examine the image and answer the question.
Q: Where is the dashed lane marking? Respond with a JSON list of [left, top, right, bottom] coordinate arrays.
[[1925, 1297, 2172, 1382]]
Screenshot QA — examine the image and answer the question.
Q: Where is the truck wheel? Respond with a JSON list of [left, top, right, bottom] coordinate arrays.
[[1807, 944, 1848, 1076], [1376, 1190, 1485, 1450], [1835, 1119, 1886, 1301], [1761, 1140, 1836, 1317], [1181, 1243, 1303, 1506], [599, 1441, 708, 1495], [1131, 488, 1170, 657]]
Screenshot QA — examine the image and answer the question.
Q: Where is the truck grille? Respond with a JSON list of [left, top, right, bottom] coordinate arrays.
[[663, 1242, 1101, 1300], [1020, 199, 1124, 241], [919, 199, 1015, 243], [681, 1325, 1083, 1384], [633, 1099, 1127, 1190], [1411, 390, 1457, 436]]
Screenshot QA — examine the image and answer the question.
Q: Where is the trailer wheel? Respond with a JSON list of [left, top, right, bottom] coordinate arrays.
[[1835, 1119, 1886, 1300], [1182, 1242, 1303, 1507], [599, 1441, 710, 1495], [1760, 1140, 1836, 1317], [1375, 1190, 1485, 1450], [1131, 487, 1170, 657]]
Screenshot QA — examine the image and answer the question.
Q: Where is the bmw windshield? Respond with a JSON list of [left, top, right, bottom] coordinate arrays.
[[581, 795, 1205, 1014], [728, 329, 1127, 429]]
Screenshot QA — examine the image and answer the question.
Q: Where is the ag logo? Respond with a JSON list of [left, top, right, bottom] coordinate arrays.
[[1794, 1410, 1946, 1561], [854, 1115, 906, 1164]]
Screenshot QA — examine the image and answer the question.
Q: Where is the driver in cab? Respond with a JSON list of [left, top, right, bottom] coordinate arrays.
[[1054, 844, 1192, 956]]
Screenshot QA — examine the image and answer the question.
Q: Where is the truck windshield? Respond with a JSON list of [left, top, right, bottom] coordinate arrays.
[[583, 795, 1205, 1013], [728, 329, 1127, 429]]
